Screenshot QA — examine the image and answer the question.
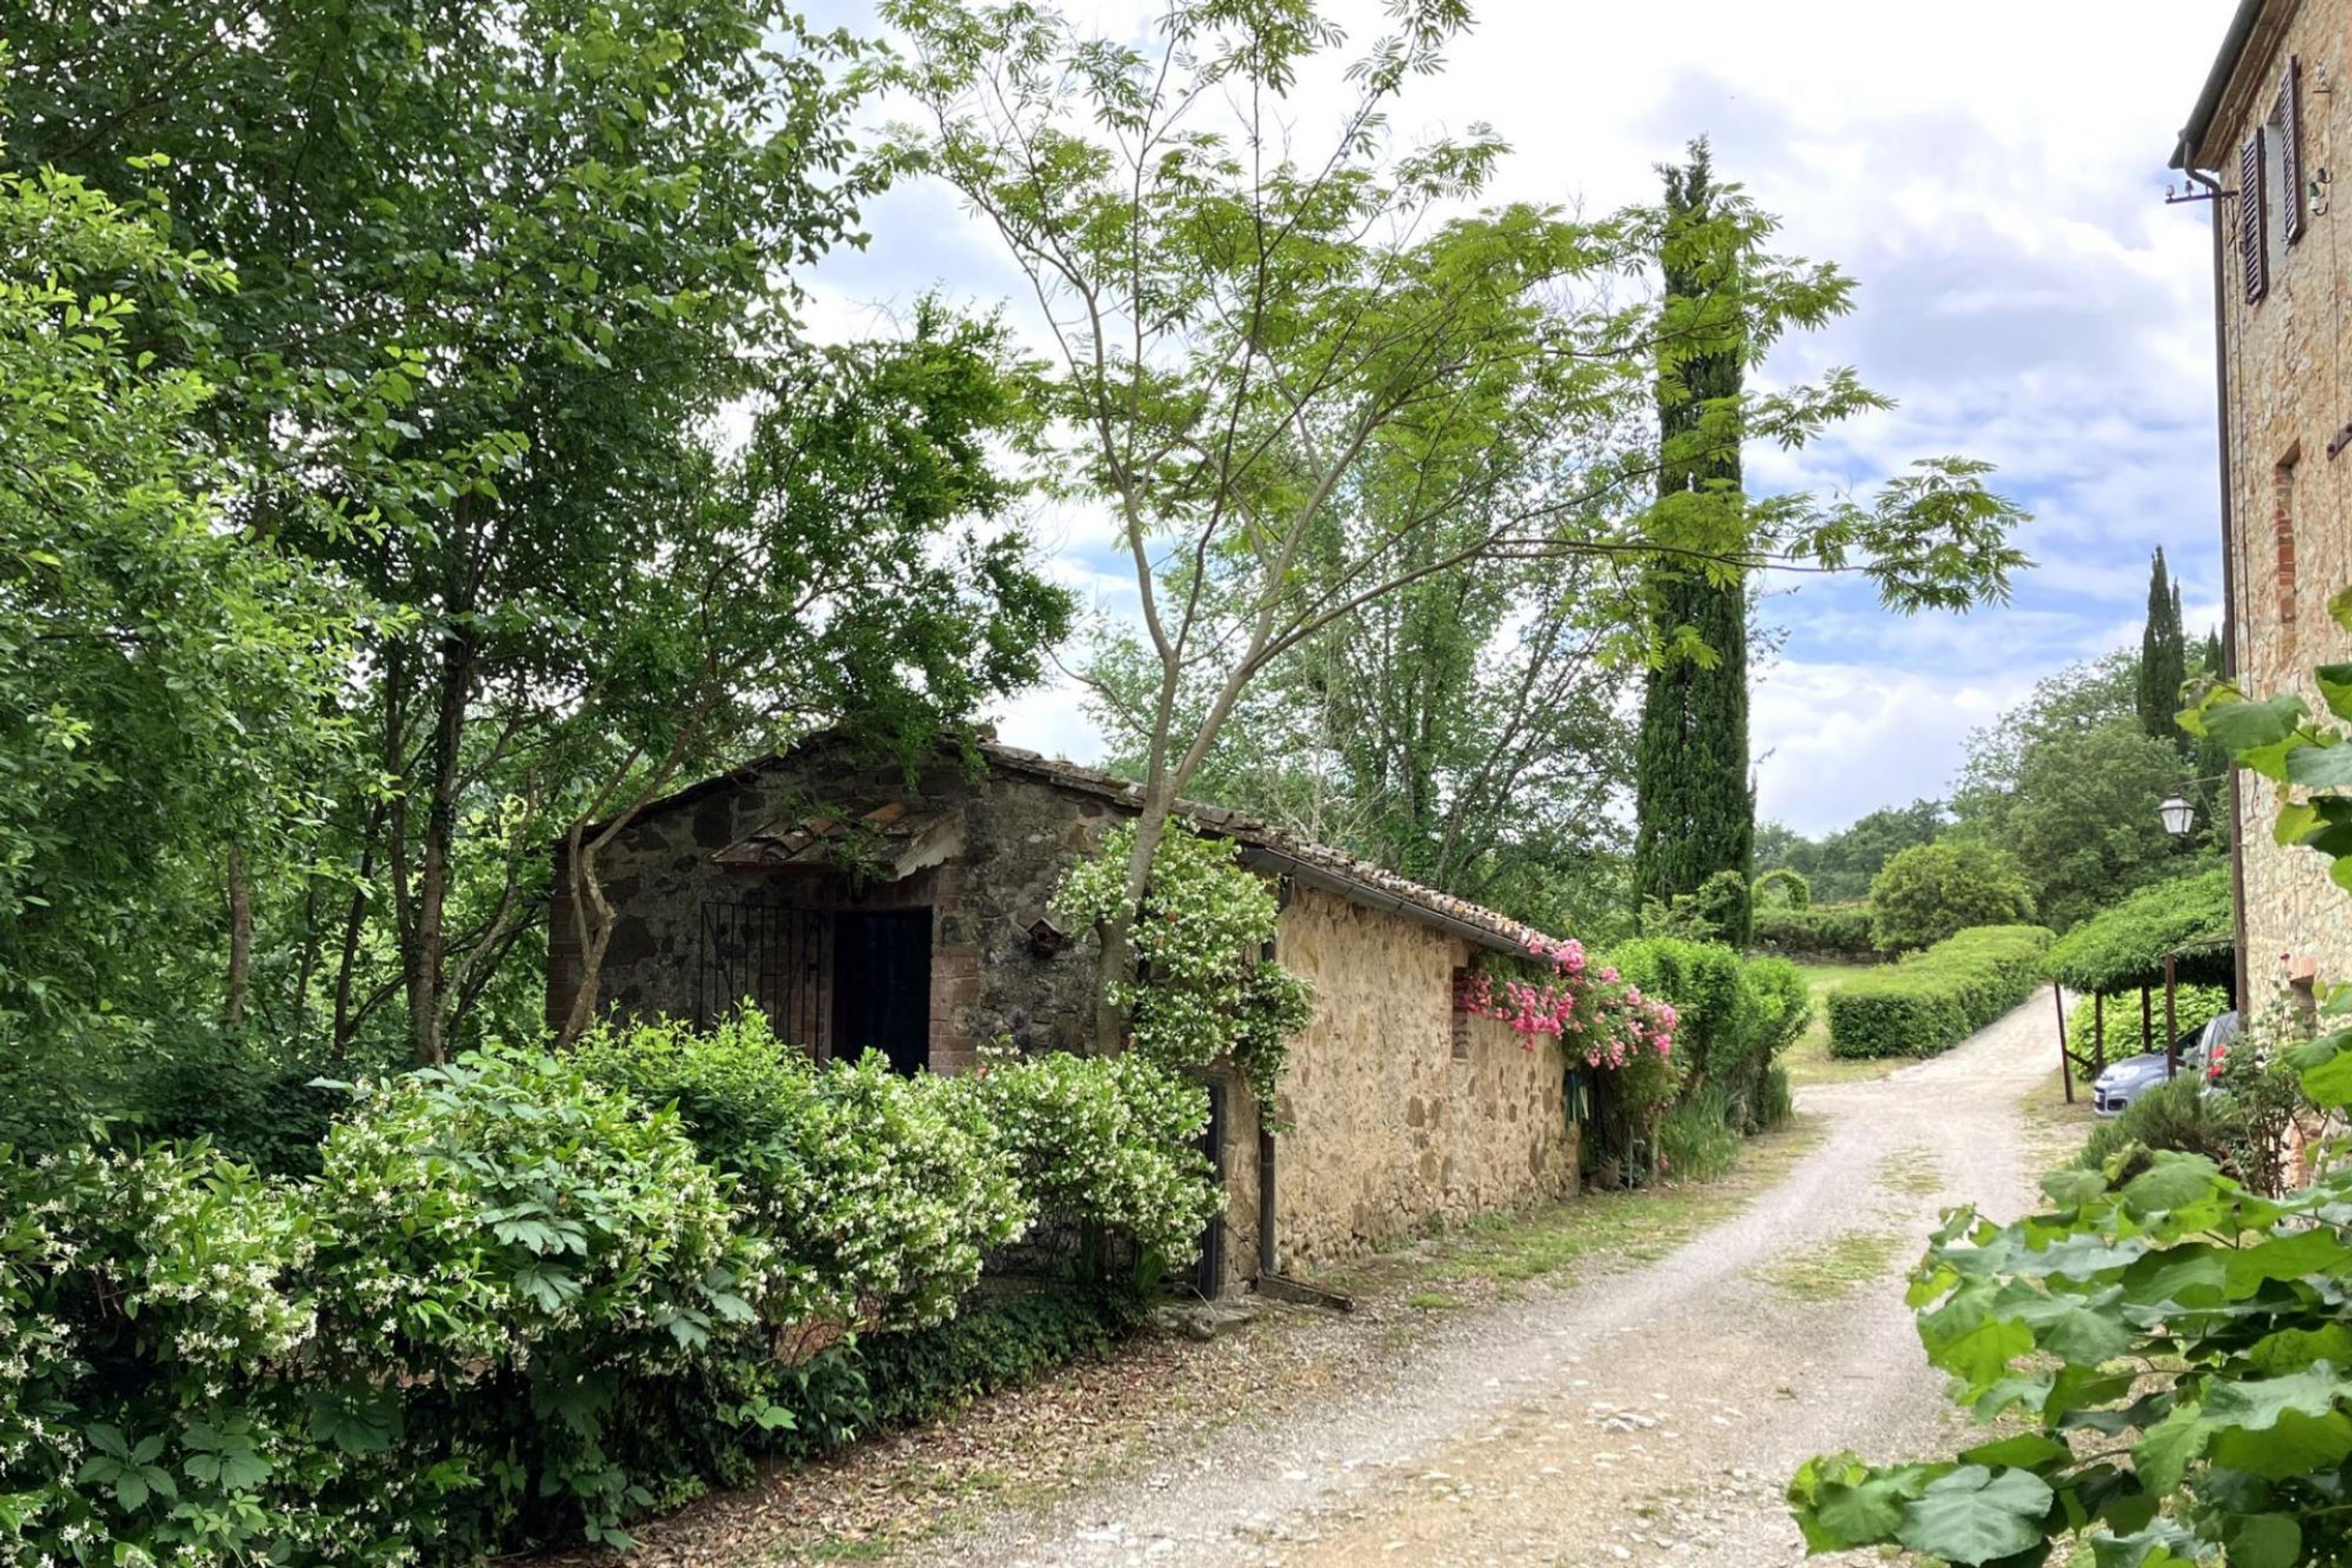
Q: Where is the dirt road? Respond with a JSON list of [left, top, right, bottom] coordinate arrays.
[[910, 997, 2067, 1568]]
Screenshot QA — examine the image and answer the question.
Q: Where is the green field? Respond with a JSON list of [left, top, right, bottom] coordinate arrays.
[[1779, 961, 1899, 1087]]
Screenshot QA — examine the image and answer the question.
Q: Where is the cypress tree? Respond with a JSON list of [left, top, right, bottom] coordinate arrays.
[[2136, 549, 2190, 755], [1632, 141, 1753, 942]]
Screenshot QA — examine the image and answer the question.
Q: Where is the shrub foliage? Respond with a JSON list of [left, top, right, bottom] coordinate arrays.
[[2041, 866, 2234, 996], [0, 1021, 1221, 1563], [1751, 901, 1880, 960], [1610, 939, 1809, 1132], [1868, 841, 2034, 952], [1826, 925, 2053, 1060]]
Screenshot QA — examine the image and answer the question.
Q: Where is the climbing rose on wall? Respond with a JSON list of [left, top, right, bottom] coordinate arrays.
[[1456, 938, 1680, 1071]]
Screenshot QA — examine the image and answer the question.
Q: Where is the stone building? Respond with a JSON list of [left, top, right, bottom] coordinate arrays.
[[2173, 0, 2352, 996], [547, 735, 1581, 1294]]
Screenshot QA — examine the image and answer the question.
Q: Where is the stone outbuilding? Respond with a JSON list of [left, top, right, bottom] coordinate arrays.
[[548, 735, 1582, 1294]]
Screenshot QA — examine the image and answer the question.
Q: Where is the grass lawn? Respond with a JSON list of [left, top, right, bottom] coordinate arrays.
[[1778, 960, 1905, 1087], [1332, 1114, 1828, 1298]]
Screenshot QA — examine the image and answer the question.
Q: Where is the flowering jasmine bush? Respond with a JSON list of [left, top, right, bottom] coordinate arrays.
[[0, 1017, 1229, 1563], [573, 1012, 1029, 1330], [960, 1045, 1221, 1266], [1054, 821, 1314, 1106], [0, 1144, 377, 1567]]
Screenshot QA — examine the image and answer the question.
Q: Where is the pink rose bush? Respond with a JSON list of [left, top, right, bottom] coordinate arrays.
[[1454, 936, 1680, 1072]]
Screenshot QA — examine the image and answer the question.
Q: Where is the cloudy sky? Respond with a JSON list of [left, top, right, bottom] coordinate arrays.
[[797, 0, 2229, 837]]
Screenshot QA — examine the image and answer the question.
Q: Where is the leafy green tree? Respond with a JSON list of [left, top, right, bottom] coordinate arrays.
[[1867, 841, 2034, 951], [8, 3, 1071, 1065], [2139, 547, 2190, 756], [1954, 654, 2201, 930], [1082, 448, 1637, 935], [883, 0, 2029, 1044], [1756, 800, 1947, 905], [0, 145, 358, 1119], [1634, 143, 1753, 942]]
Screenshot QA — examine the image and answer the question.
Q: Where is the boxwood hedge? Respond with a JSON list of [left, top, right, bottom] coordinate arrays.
[[1751, 902, 1880, 961], [1825, 924, 2054, 1059]]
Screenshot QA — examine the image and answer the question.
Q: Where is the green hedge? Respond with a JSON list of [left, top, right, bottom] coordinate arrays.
[[2066, 984, 2230, 1068], [1610, 939, 1812, 1133], [0, 1018, 1216, 1563], [2042, 867, 2233, 994], [1751, 902, 1880, 961], [1827, 924, 2054, 1060]]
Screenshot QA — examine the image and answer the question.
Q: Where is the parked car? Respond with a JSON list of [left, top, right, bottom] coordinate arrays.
[[2091, 1010, 2240, 1117]]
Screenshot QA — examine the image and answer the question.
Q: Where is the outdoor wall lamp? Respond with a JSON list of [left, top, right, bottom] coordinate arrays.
[[2158, 775, 2230, 840], [2159, 792, 2198, 839]]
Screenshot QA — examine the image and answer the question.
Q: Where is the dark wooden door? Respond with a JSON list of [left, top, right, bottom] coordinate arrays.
[[833, 909, 933, 1076]]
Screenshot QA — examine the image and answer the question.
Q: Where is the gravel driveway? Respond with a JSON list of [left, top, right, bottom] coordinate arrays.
[[906, 996, 2067, 1568]]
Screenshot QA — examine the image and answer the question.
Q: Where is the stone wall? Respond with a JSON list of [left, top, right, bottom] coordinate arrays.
[[552, 750, 1581, 1292], [1216, 884, 1578, 1282], [2208, 0, 2352, 994], [547, 742, 1112, 1071]]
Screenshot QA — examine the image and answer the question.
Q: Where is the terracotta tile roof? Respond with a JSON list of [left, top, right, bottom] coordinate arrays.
[[972, 742, 1555, 956], [606, 733, 1559, 957], [713, 800, 963, 879]]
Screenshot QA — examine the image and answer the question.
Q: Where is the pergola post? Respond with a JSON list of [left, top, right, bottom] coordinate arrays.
[[2052, 982, 2074, 1103], [2164, 953, 2180, 1080]]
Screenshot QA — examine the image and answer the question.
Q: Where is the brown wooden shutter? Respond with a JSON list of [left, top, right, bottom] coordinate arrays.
[[2241, 129, 2269, 303], [2281, 56, 2307, 245]]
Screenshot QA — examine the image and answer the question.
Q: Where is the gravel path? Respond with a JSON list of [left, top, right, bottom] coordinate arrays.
[[907, 997, 2065, 1568]]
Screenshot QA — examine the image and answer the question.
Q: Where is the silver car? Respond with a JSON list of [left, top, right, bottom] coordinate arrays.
[[2090, 1011, 2241, 1117]]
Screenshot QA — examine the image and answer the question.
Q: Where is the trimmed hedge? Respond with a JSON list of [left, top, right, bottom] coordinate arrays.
[[2042, 867, 2233, 995], [1827, 924, 2054, 1060], [1609, 939, 1812, 1133], [2066, 984, 2230, 1068], [1751, 902, 1879, 961]]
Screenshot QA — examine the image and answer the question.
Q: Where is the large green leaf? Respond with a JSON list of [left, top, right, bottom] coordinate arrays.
[[2118, 1154, 2225, 1219], [2194, 691, 2306, 755], [1893, 1465, 2054, 1565], [1958, 1432, 2074, 1471], [2209, 1408, 2352, 1479], [2285, 739, 2352, 789], [2130, 1402, 2208, 1495], [2223, 1512, 2301, 1568], [2040, 1168, 2108, 1209], [2314, 662, 2352, 724]]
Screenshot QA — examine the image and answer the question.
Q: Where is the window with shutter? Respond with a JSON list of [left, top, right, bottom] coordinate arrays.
[[2281, 57, 2307, 246], [2241, 129, 2269, 303]]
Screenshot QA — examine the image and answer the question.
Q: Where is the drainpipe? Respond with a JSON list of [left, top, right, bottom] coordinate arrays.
[[1257, 1109, 1276, 1279], [2179, 134, 2252, 1009]]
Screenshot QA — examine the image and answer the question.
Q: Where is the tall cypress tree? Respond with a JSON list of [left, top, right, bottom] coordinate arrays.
[[1632, 142, 1752, 942], [2137, 549, 2190, 756]]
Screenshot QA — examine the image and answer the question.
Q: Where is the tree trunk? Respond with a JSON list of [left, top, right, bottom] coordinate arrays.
[[223, 839, 252, 1029], [331, 801, 383, 1052], [1093, 788, 1174, 1054], [401, 630, 474, 1065], [557, 821, 619, 1048]]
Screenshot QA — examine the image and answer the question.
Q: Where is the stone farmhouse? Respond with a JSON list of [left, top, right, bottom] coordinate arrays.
[[2173, 0, 2352, 999], [548, 735, 1583, 1295]]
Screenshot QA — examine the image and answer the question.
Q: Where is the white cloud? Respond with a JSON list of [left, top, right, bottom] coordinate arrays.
[[1752, 660, 2031, 837], [803, 0, 2227, 832]]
